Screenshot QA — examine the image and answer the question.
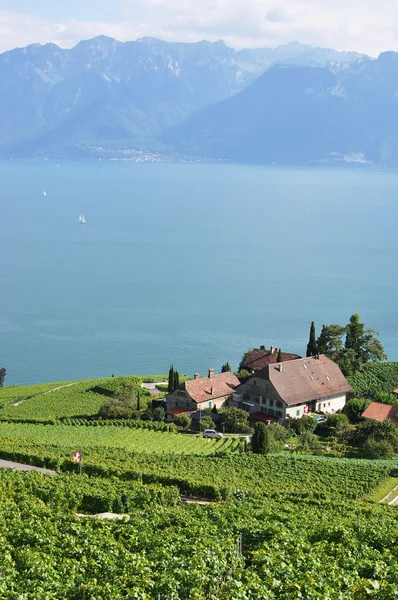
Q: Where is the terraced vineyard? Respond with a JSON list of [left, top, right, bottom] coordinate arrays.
[[0, 422, 243, 454], [0, 376, 144, 420], [349, 361, 398, 397]]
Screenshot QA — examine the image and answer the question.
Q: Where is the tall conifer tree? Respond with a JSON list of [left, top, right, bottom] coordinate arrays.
[[168, 365, 174, 393], [306, 321, 318, 357]]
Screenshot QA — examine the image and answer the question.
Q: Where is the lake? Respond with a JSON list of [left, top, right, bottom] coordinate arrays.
[[1, 161, 398, 386]]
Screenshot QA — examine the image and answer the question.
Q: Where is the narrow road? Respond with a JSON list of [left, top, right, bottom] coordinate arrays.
[[0, 460, 56, 475]]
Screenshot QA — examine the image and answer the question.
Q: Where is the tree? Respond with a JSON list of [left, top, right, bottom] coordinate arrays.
[[152, 407, 165, 422], [252, 422, 267, 454], [343, 397, 371, 423], [297, 431, 319, 451], [306, 321, 317, 357], [173, 413, 191, 428], [316, 324, 346, 363], [114, 380, 136, 404], [221, 362, 231, 373], [236, 370, 251, 383], [173, 370, 180, 392], [277, 348, 282, 363], [362, 436, 394, 460], [219, 407, 249, 433], [200, 415, 215, 431], [0, 368, 5, 388], [354, 419, 398, 451], [317, 314, 387, 375], [238, 350, 252, 372], [325, 413, 349, 429], [296, 415, 317, 434], [168, 365, 175, 393], [137, 389, 141, 411]]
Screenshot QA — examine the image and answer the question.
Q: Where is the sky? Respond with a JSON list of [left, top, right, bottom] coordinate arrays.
[[0, 0, 397, 55]]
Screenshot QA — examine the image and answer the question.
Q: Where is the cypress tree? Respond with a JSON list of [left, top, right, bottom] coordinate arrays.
[[137, 389, 141, 411], [306, 321, 318, 357], [173, 370, 180, 392], [252, 422, 267, 454], [168, 365, 174, 393], [277, 348, 282, 363]]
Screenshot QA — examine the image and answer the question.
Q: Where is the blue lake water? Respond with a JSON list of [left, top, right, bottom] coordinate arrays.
[[1, 160, 398, 386]]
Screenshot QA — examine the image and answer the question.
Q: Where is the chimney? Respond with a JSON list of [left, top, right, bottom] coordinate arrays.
[[194, 373, 200, 380], [208, 368, 214, 379], [275, 347, 279, 355], [279, 363, 283, 373], [270, 345, 274, 354]]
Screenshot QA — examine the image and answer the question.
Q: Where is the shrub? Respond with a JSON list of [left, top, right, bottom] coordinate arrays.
[[296, 416, 317, 434], [173, 414, 191, 429], [326, 413, 349, 429], [362, 437, 395, 460], [343, 398, 371, 423]]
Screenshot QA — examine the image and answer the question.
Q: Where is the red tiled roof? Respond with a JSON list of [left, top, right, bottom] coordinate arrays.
[[361, 402, 398, 424], [393, 388, 398, 395], [243, 348, 301, 370], [183, 372, 240, 404], [166, 407, 194, 416], [248, 412, 275, 423], [252, 355, 352, 406]]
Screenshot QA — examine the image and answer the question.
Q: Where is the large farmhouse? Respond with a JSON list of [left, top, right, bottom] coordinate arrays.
[[232, 355, 352, 423], [166, 369, 240, 420]]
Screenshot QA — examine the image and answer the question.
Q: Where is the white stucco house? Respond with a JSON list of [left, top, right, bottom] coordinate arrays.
[[231, 354, 352, 423]]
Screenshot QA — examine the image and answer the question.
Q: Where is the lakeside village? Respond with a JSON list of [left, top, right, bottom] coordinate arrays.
[[75, 314, 398, 458], [1, 312, 398, 459]]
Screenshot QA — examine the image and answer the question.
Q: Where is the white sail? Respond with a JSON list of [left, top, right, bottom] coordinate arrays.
[[79, 214, 87, 224], [42, 190, 47, 197]]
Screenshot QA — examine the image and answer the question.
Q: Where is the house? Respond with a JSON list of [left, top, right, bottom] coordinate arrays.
[[242, 346, 301, 372], [166, 369, 240, 420], [231, 355, 352, 423], [361, 402, 398, 424]]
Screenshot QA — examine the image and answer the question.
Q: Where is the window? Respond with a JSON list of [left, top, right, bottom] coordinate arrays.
[[296, 410, 300, 417], [268, 409, 275, 417], [276, 400, 283, 408], [269, 398, 274, 407], [276, 411, 283, 419], [253, 396, 260, 404], [261, 397, 266, 405], [243, 393, 250, 401], [253, 380, 257, 386], [328, 402, 331, 407], [209, 402, 212, 408], [261, 407, 267, 414]]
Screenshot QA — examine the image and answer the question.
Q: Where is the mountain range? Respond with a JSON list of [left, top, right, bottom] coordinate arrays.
[[0, 36, 367, 162]]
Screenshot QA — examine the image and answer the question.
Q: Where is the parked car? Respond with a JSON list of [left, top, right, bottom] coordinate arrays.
[[203, 429, 224, 439], [314, 416, 326, 423]]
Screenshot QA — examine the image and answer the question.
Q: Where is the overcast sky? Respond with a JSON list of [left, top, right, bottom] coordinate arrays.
[[0, 0, 397, 55]]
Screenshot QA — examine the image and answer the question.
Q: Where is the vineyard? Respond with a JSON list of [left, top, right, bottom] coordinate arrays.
[[2, 375, 398, 597], [0, 423, 244, 455], [0, 376, 145, 420], [0, 468, 398, 598], [349, 361, 398, 397]]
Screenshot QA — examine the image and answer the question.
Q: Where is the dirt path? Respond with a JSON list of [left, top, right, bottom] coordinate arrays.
[[0, 460, 56, 475], [11, 382, 79, 406]]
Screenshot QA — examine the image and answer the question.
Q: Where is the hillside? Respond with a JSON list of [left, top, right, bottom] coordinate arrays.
[[0, 36, 364, 159], [163, 52, 398, 165]]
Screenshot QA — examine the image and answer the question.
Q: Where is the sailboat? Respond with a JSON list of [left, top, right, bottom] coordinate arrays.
[[79, 214, 87, 225], [42, 190, 47, 197]]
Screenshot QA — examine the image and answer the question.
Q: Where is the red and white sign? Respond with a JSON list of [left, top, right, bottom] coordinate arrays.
[[73, 451, 81, 463], [303, 405, 309, 414]]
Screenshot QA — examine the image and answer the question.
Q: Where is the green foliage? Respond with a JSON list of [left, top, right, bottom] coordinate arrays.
[[0, 422, 243, 455], [362, 437, 395, 460], [374, 391, 398, 405], [152, 407, 165, 422], [306, 320, 317, 357], [325, 413, 349, 428], [236, 369, 251, 383], [0, 376, 145, 421], [296, 415, 317, 434], [276, 348, 282, 363], [238, 350, 252, 372], [343, 397, 371, 423], [221, 361, 231, 373], [252, 422, 267, 454], [173, 413, 191, 429], [297, 431, 319, 451], [219, 407, 249, 433], [199, 416, 215, 431], [317, 314, 387, 375], [349, 362, 398, 397]]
